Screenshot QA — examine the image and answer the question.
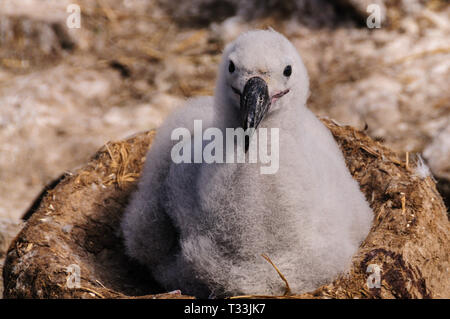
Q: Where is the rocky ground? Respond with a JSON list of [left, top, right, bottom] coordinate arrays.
[[0, 0, 448, 297]]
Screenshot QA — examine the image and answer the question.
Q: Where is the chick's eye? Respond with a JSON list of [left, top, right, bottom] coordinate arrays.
[[228, 61, 235, 73], [283, 65, 292, 77]]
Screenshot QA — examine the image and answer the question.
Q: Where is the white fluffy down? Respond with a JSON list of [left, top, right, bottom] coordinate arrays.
[[121, 30, 373, 298]]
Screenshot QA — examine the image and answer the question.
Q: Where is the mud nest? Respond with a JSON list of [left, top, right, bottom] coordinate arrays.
[[3, 120, 449, 299]]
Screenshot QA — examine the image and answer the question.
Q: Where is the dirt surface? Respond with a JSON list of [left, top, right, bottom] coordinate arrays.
[[0, 218, 22, 298], [3, 120, 449, 298]]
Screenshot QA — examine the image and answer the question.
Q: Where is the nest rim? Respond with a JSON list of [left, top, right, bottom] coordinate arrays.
[[3, 120, 449, 299]]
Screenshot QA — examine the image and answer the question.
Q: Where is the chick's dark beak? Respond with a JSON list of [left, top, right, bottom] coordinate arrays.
[[240, 76, 270, 132]]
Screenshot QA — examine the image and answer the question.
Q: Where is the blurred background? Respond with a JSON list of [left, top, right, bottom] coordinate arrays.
[[0, 0, 449, 291]]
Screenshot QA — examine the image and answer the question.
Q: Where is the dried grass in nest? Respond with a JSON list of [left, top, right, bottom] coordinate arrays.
[[3, 120, 449, 299]]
